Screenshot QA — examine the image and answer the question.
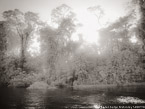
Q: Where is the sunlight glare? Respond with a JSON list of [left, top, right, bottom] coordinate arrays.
[[71, 32, 79, 41], [130, 35, 137, 43], [28, 34, 40, 57], [93, 104, 101, 109], [75, 10, 100, 45], [117, 96, 145, 104]]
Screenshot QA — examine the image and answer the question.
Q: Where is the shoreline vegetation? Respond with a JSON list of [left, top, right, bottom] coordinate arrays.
[[5, 81, 145, 90], [73, 82, 145, 90], [27, 82, 145, 90]]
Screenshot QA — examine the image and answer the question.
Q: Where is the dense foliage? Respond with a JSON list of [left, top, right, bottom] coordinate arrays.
[[0, 2, 145, 88]]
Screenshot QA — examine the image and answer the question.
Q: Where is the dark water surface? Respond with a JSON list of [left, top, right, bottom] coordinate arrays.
[[0, 85, 145, 109]]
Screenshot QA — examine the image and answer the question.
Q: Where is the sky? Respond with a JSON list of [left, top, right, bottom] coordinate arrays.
[[0, 0, 131, 22], [0, 0, 132, 52]]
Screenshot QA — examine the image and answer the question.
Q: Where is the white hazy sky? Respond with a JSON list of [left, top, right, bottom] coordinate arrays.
[[0, 0, 131, 21], [0, 0, 132, 45]]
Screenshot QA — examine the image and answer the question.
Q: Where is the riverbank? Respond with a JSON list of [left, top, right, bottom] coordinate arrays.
[[73, 82, 145, 90], [2, 81, 145, 90], [25, 82, 145, 90]]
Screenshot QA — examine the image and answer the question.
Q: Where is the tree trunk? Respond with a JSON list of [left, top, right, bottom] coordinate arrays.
[[139, 0, 145, 49], [20, 35, 26, 71]]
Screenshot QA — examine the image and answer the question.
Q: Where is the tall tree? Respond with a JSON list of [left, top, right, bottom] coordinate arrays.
[[40, 4, 77, 83], [0, 21, 7, 84], [3, 9, 41, 70], [51, 4, 75, 25], [139, 0, 145, 50], [51, 4, 77, 57], [88, 5, 104, 26]]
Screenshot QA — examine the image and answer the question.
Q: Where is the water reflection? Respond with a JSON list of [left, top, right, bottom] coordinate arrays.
[[24, 90, 47, 108], [0, 85, 145, 109], [117, 96, 145, 104], [93, 104, 101, 109]]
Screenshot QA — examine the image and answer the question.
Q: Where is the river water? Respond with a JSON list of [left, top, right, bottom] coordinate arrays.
[[0, 85, 145, 109]]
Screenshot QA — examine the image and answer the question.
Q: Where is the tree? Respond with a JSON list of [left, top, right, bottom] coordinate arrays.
[[39, 4, 79, 86], [3, 9, 41, 70], [40, 19, 77, 84], [0, 21, 7, 85], [51, 4, 75, 25], [88, 5, 104, 26], [138, 0, 145, 50]]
